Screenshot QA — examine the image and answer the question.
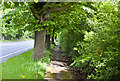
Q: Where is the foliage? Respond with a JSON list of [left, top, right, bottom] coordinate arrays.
[[57, 2, 93, 55], [1, 49, 51, 79], [58, 28, 84, 55], [1, 1, 120, 79], [51, 44, 55, 50], [58, 1, 120, 79], [0, 4, 34, 40]]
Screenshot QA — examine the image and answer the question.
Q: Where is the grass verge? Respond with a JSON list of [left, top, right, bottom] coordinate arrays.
[[0, 49, 51, 79], [0, 39, 33, 43]]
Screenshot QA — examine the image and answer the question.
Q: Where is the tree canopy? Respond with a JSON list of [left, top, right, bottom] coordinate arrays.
[[1, 1, 120, 79]]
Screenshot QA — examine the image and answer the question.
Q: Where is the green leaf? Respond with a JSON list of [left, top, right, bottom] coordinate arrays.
[[34, 0, 38, 3]]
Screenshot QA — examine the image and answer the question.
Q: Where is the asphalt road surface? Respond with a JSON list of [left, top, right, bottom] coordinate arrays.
[[0, 40, 34, 63]]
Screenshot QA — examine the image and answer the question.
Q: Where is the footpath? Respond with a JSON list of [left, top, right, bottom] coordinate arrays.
[[44, 46, 73, 81]]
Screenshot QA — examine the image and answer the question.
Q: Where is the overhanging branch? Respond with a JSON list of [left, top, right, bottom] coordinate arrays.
[[45, 3, 73, 14], [29, 4, 40, 20]]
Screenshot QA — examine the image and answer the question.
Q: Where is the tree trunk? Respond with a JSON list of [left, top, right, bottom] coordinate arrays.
[[45, 34, 51, 50], [20, 36, 23, 40], [27, 35, 29, 39], [52, 29, 55, 45], [33, 29, 46, 60], [55, 35, 57, 41], [1, 34, 5, 40]]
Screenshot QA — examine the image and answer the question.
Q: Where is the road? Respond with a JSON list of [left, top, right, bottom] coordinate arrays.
[[0, 40, 34, 63]]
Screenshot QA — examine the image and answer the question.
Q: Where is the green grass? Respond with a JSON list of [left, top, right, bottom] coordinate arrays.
[[1, 49, 51, 79], [0, 39, 33, 43]]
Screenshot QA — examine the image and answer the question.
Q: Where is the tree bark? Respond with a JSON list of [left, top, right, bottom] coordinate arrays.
[[1, 34, 5, 40], [45, 34, 51, 50], [33, 29, 46, 60], [52, 29, 55, 45], [27, 35, 29, 39], [30, 3, 73, 60]]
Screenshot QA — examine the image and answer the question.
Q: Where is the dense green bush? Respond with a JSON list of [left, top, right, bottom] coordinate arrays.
[[58, 28, 84, 55], [58, 2, 120, 79], [71, 29, 119, 79]]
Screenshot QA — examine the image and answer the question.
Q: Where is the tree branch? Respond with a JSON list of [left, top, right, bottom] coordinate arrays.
[[29, 4, 40, 20], [45, 3, 73, 14]]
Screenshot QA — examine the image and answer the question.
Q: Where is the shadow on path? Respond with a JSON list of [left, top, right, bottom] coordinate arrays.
[[44, 46, 73, 81]]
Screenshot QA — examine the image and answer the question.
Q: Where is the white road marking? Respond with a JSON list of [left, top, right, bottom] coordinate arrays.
[[0, 47, 33, 59]]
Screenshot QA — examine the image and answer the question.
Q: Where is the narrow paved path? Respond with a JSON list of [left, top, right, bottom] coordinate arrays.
[[44, 46, 73, 81]]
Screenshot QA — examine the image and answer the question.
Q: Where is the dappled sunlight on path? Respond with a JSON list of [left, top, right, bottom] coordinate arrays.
[[44, 46, 73, 81]]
